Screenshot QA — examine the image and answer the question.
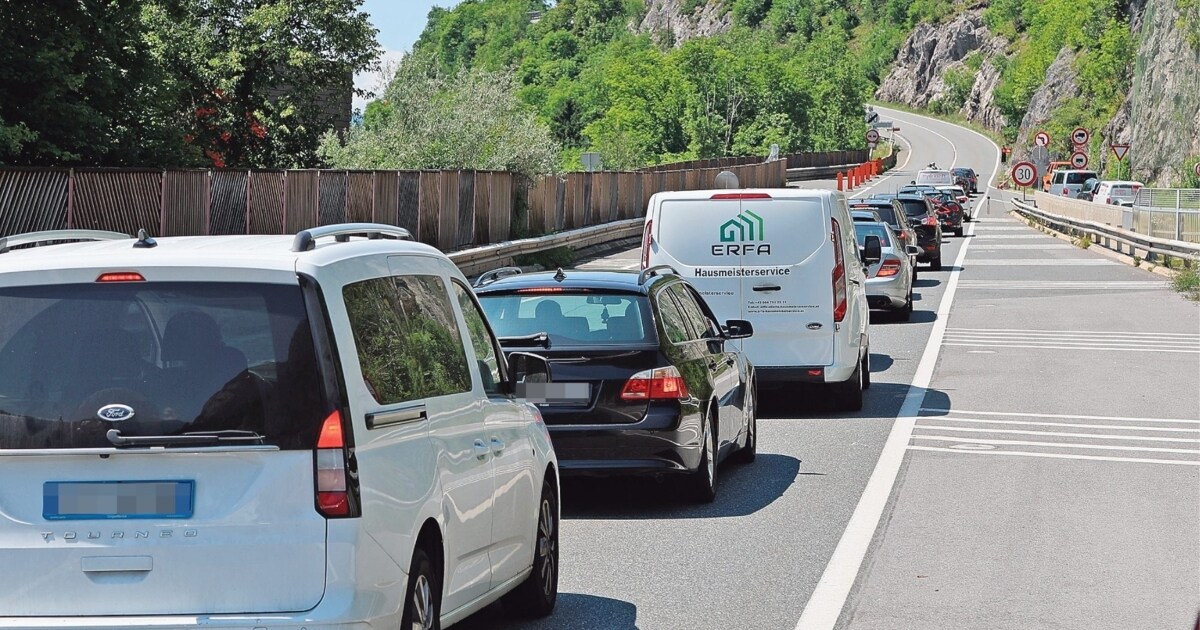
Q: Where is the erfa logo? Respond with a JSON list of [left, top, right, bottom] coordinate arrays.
[[714, 210, 771, 256]]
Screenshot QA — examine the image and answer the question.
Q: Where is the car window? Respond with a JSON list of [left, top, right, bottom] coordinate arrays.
[[653, 287, 691, 344], [668, 284, 716, 340], [0, 282, 325, 450], [1066, 172, 1097, 184], [896, 199, 929, 217], [478, 292, 652, 346], [343, 274, 471, 405], [855, 223, 892, 247], [452, 282, 502, 395]]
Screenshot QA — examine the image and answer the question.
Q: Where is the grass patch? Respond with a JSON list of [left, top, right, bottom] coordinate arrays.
[[514, 246, 575, 269], [1074, 234, 1092, 249], [1172, 266, 1200, 301]]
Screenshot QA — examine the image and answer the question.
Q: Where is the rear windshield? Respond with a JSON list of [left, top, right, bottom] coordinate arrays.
[[1066, 172, 1097, 184], [479, 292, 653, 347], [0, 282, 324, 450], [855, 224, 892, 247], [897, 199, 929, 217], [1109, 185, 1136, 197], [871, 206, 900, 225]]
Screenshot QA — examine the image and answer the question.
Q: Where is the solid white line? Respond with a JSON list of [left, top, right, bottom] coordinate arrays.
[[919, 408, 1200, 424], [913, 425, 1200, 443], [925, 416, 1200, 432], [945, 327, 1200, 338], [963, 260, 1116, 265], [943, 332, 1199, 342], [907, 445, 1200, 466], [910, 434, 1199, 454], [794, 108, 995, 630], [941, 342, 1200, 353], [942, 337, 1197, 348], [971, 234, 1055, 238]]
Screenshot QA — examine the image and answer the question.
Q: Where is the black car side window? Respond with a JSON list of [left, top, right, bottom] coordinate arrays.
[[451, 281, 504, 396], [669, 284, 716, 340], [654, 287, 691, 345]]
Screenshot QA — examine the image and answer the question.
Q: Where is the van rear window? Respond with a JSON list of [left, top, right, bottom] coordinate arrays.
[[0, 283, 325, 450]]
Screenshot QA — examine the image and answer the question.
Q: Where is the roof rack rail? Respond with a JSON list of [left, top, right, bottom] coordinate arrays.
[[292, 223, 413, 252], [473, 266, 523, 288], [0, 229, 130, 254], [638, 264, 677, 285]]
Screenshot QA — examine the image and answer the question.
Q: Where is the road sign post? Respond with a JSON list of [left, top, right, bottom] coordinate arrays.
[[1110, 144, 1130, 161], [1011, 161, 1037, 201]]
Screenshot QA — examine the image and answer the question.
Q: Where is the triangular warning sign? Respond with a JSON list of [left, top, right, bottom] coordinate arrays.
[[1110, 144, 1130, 160]]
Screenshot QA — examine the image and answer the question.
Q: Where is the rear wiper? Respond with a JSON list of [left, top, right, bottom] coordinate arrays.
[[106, 429, 265, 448], [498, 333, 551, 349]]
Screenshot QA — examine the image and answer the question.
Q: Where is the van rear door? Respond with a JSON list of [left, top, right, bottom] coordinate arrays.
[[651, 193, 836, 368]]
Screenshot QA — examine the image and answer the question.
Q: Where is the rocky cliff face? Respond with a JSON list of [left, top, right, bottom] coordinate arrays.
[[875, 10, 1009, 130], [1129, 0, 1200, 185], [635, 0, 732, 47]]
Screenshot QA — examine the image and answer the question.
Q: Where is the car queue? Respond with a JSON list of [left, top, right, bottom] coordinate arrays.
[[0, 163, 982, 630]]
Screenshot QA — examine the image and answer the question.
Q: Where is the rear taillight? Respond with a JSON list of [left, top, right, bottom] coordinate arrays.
[[315, 410, 352, 518], [922, 216, 938, 226], [831, 218, 847, 322], [97, 272, 145, 282], [877, 258, 903, 277], [895, 231, 907, 242], [641, 220, 653, 270], [620, 366, 689, 401]]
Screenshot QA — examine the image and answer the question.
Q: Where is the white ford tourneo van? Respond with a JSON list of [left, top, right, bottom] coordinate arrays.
[[642, 189, 874, 410], [0, 224, 559, 629]]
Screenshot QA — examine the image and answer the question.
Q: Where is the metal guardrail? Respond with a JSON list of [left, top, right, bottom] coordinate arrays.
[[1011, 198, 1200, 267], [1131, 188, 1200, 243], [448, 218, 644, 276]]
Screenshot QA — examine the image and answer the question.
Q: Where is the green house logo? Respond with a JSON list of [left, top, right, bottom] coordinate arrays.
[[719, 210, 765, 242]]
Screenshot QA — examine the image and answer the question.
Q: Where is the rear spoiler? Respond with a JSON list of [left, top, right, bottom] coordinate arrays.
[[498, 333, 551, 349]]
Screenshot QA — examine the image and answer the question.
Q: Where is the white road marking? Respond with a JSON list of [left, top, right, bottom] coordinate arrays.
[[963, 259, 1117, 265], [943, 336, 1197, 347], [925, 416, 1200, 432], [945, 327, 1199, 337], [919, 408, 1200, 424], [910, 434, 1199, 454], [957, 281, 1170, 290], [913, 425, 1200, 443], [971, 234, 1057, 238], [941, 342, 1200, 354], [794, 109, 996, 630], [971, 244, 1076, 249], [907, 446, 1200, 466]]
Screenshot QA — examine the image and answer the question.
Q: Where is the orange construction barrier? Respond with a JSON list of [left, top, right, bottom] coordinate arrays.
[[837, 171, 844, 191]]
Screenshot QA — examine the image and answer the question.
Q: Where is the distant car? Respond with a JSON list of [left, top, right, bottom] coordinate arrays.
[[1041, 161, 1072, 191], [893, 193, 944, 270], [936, 185, 970, 206], [926, 190, 965, 236], [951, 167, 978, 194], [855, 198, 919, 270], [898, 185, 939, 196], [1093, 180, 1143, 205], [1047, 169, 1099, 197], [855, 221, 916, 320], [475, 267, 757, 503], [915, 168, 955, 187]]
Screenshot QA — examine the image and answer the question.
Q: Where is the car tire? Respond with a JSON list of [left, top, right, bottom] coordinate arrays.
[[502, 480, 559, 618], [930, 256, 943, 271], [861, 352, 871, 389], [912, 267, 918, 282], [954, 227, 964, 237], [731, 383, 756, 464], [401, 546, 441, 630], [687, 412, 718, 503], [897, 291, 913, 322], [833, 361, 864, 412]]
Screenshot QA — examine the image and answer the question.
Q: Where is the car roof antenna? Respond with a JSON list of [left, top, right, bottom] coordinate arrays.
[[553, 267, 566, 282], [133, 228, 157, 249]]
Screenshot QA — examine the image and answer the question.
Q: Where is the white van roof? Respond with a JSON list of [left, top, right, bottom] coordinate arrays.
[[650, 188, 843, 204]]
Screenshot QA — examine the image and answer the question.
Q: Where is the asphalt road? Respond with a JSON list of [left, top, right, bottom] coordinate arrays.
[[458, 108, 1200, 630]]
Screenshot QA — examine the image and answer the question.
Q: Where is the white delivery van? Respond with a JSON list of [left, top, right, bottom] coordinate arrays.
[[915, 168, 954, 187], [641, 188, 874, 411]]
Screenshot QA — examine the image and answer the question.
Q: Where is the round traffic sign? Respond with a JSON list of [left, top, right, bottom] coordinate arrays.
[[1070, 151, 1089, 169], [1071, 127, 1090, 146], [1011, 161, 1037, 187], [866, 129, 880, 143], [1194, 162, 1200, 178], [1034, 131, 1051, 147]]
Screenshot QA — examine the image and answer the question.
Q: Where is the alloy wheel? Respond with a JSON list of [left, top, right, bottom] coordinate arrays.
[[537, 498, 557, 599], [411, 573, 435, 630]]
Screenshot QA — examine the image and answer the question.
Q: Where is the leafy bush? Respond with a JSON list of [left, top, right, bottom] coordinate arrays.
[[1172, 266, 1200, 301]]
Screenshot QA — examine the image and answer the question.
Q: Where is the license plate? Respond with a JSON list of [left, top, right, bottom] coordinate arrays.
[[44, 481, 195, 520], [522, 382, 590, 406]]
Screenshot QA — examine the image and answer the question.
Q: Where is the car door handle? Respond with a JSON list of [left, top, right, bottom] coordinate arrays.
[[490, 437, 506, 455], [752, 284, 781, 292], [473, 439, 490, 461]]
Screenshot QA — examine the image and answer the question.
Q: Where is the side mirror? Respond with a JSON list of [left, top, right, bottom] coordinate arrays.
[[862, 235, 882, 264], [723, 319, 754, 340], [906, 245, 922, 256], [507, 351, 552, 396]]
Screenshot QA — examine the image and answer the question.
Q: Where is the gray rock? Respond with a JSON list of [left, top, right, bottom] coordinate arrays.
[[1129, 0, 1200, 185], [1014, 47, 1080, 157], [635, 0, 731, 47]]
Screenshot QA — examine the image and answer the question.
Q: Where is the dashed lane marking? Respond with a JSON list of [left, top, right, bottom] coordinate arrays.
[[909, 434, 1199, 454], [919, 408, 1200, 424], [907, 446, 1200, 466], [957, 280, 1170, 290], [913, 425, 1200, 443], [926, 416, 1200, 432], [942, 327, 1200, 353]]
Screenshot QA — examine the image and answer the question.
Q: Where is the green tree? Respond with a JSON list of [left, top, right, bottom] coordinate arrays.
[[143, 0, 380, 168]]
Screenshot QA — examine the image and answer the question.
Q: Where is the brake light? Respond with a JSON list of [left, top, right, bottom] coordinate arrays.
[[710, 193, 772, 199], [515, 287, 572, 293], [831, 218, 847, 322], [877, 258, 903, 277], [620, 366, 689, 401], [96, 272, 145, 282], [315, 410, 352, 518], [922, 216, 938, 227], [641, 220, 653, 269]]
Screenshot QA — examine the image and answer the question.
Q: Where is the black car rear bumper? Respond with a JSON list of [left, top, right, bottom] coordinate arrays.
[[547, 406, 705, 476]]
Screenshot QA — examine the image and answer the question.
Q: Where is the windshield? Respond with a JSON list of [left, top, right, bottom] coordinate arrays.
[[855, 224, 892, 248], [0, 282, 325, 450], [1066, 172, 1097, 184], [479, 292, 654, 346]]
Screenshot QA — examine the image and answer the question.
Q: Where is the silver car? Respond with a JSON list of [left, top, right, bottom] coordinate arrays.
[[856, 221, 917, 321]]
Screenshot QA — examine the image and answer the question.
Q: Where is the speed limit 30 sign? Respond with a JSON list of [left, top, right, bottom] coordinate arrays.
[[1011, 161, 1037, 187]]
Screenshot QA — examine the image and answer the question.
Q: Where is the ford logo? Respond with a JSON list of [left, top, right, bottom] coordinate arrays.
[[96, 404, 135, 422], [806, 322, 823, 330]]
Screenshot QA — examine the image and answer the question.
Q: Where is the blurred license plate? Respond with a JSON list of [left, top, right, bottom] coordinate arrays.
[[521, 382, 591, 405], [44, 481, 195, 520]]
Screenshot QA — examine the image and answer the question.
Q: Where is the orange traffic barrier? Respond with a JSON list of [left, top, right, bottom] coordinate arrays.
[[836, 171, 844, 191], [850, 170, 857, 188]]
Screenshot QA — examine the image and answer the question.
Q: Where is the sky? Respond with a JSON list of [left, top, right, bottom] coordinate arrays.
[[352, 0, 464, 112]]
